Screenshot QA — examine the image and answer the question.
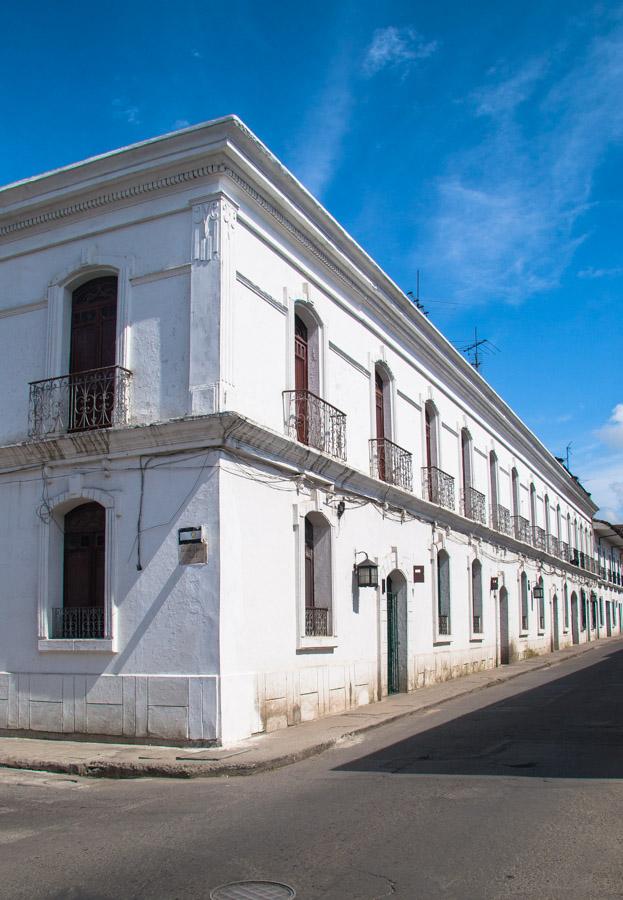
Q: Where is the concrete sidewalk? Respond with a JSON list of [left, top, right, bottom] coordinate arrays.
[[0, 637, 620, 780]]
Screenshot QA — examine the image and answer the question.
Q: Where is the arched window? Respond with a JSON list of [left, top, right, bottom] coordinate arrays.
[[544, 495, 550, 537], [437, 550, 451, 635], [520, 571, 529, 631], [293, 304, 321, 396], [424, 401, 441, 502], [511, 468, 520, 518], [372, 364, 394, 482], [564, 583, 569, 630], [461, 429, 474, 518], [538, 576, 545, 631], [56, 502, 106, 639], [303, 513, 332, 637], [471, 559, 483, 634], [68, 276, 119, 432], [489, 451, 499, 515], [556, 504, 562, 540], [529, 483, 537, 527]]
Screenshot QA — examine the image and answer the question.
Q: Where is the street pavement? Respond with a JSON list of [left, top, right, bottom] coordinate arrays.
[[0, 639, 622, 899]]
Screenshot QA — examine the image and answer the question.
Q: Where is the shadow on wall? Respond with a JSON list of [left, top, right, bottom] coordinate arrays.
[[335, 648, 623, 780]]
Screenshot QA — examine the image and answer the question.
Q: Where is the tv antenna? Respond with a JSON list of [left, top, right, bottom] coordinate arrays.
[[565, 442, 573, 470], [456, 327, 499, 372], [406, 270, 429, 316]]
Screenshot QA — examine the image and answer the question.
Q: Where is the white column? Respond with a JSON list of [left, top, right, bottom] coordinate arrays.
[[188, 192, 238, 415]]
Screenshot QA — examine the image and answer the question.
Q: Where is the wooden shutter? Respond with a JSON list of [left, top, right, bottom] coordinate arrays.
[[63, 503, 106, 610]]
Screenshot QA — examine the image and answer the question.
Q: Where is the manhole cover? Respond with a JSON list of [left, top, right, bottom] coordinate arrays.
[[210, 882, 296, 900]]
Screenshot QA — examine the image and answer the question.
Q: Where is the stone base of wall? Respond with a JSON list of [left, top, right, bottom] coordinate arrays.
[[409, 646, 496, 690], [255, 660, 377, 734], [0, 673, 218, 744]]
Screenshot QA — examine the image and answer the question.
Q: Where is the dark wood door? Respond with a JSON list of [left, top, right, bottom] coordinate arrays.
[[69, 277, 118, 431], [63, 503, 105, 610], [375, 371, 386, 479], [295, 316, 309, 443]]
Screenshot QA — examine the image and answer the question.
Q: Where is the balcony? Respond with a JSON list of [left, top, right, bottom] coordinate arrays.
[[512, 515, 531, 544], [532, 525, 547, 552], [369, 438, 413, 491], [283, 390, 347, 461], [51, 606, 105, 639], [570, 548, 580, 566], [305, 607, 330, 637], [462, 486, 486, 524], [492, 504, 512, 536], [560, 541, 570, 562], [547, 535, 560, 557], [29, 366, 131, 440], [422, 466, 455, 510]]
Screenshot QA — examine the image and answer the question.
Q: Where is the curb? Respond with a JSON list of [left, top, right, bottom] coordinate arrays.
[[0, 640, 613, 780]]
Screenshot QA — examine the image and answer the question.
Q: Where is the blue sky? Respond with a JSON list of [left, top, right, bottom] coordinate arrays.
[[2, 1, 623, 518]]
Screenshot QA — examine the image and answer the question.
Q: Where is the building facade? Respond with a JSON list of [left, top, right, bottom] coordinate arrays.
[[0, 116, 621, 744]]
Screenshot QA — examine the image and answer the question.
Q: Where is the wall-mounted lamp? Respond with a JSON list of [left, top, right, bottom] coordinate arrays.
[[532, 585, 544, 599], [354, 551, 379, 588]]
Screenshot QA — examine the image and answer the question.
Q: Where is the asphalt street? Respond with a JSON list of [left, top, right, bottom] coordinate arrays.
[[1, 642, 622, 900]]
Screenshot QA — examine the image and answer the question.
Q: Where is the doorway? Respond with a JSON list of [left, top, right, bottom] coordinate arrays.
[[551, 594, 560, 651], [499, 586, 510, 664], [571, 592, 579, 644], [387, 571, 408, 693]]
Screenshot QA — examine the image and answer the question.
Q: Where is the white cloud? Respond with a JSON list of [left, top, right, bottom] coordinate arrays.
[[112, 99, 140, 125], [577, 266, 623, 278], [418, 24, 623, 304], [287, 69, 353, 198], [472, 58, 547, 117], [363, 26, 437, 77], [598, 403, 623, 448]]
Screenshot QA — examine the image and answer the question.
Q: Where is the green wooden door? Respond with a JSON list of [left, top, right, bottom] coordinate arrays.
[[387, 591, 399, 694]]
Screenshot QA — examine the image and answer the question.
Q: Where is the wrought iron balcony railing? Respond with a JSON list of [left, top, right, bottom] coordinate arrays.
[[570, 548, 580, 566], [438, 614, 450, 635], [305, 607, 331, 637], [492, 504, 512, 535], [29, 366, 131, 440], [547, 535, 560, 557], [462, 485, 486, 524], [532, 525, 547, 552], [512, 515, 531, 544], [579, 551, 585, 569], [369, 438, 413, 491], [472, 614, 482, 634], [51, 606, 105, 639], [283, 390, 347, 461], [422, 466, 455, 510], [560, 542, 570, 562]]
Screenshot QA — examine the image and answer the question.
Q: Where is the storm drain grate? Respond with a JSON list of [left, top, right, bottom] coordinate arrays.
[[210, 881, 296, 900]]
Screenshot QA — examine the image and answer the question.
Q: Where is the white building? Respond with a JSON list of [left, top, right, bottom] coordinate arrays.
[[0, 116, 621, 745]]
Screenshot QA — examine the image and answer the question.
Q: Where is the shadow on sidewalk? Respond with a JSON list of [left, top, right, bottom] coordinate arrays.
[[335, 647, 623, 779]]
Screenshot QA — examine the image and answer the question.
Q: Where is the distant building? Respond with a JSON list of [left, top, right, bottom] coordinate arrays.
[[0, 117, 621, 744]]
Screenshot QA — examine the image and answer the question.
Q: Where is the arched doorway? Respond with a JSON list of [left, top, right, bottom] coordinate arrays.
[[69, 276, 118, 431], [386, 570, 408, 694], [499, 586, 510, 664], [551, 594, 560, 651], [571, 591, 579, 644]]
